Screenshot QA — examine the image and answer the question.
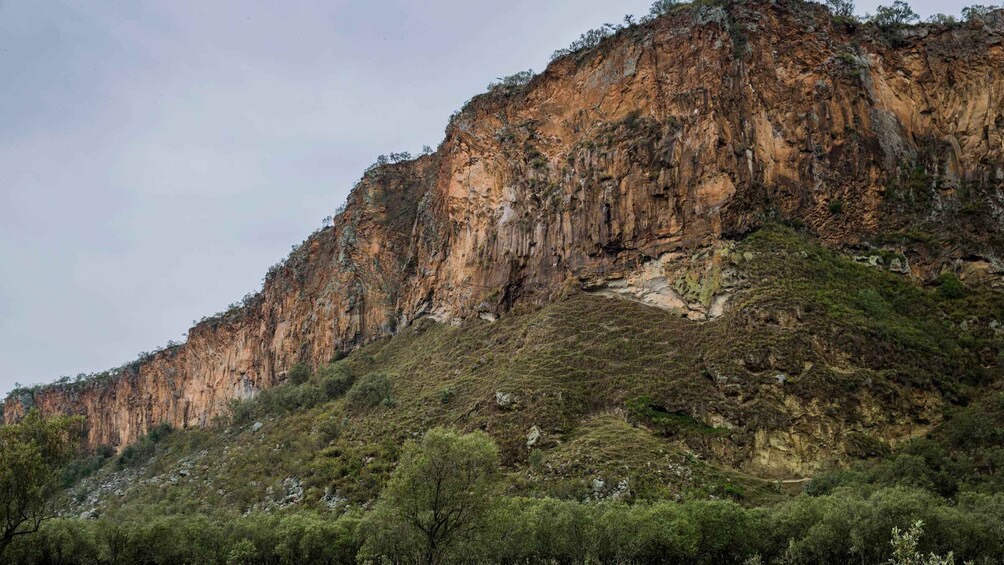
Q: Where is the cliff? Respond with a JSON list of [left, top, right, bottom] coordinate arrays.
[[5, 0, 1004, 451]]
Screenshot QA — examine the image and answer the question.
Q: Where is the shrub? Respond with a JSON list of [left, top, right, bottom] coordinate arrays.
[[487, 69, 534, 92], [649, 0, 682, 17], [317, 364, 355, 399], [871, 1, 919, 27], [116, 423, 173, 469], [828, 198, 843, 215], [287, 362, 310, 386], [551, 25, 618, 61], [889, 520, 955, 565], [937, 273, 966, 299], [963, 5, 996, 23], [439, 386, 456, 404], [347, 373, 393, 408], [228, 397, 254, 426], [315, 415, 341, 443], [62, 444, 116, 487], [855, 288, 891, 317], [260, 384, 324, 414], [225, 539, 257, 565], [825, 0, 857, 19], [226, 382, 326, 427]]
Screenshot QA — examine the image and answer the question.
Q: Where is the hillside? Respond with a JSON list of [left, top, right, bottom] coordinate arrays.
[[55, 224, 1003, 511], [3, 0, 1004, 562], [5, 0, 1004, 454]]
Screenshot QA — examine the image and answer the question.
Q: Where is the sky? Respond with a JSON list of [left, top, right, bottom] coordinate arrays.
[[0, 0, 980, 397]]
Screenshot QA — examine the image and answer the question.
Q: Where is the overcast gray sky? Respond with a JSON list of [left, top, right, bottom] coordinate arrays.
[[0, 0, 978, 397]]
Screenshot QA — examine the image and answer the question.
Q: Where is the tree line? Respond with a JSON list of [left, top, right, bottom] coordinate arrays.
[[4, 417, 999, 564]]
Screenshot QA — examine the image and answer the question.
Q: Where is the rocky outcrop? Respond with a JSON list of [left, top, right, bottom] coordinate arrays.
[[5, 0, 1004, 450]]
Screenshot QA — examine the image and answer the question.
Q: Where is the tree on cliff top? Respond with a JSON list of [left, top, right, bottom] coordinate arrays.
[[0, 410, 83, 559], [871, 1, 920, 27]]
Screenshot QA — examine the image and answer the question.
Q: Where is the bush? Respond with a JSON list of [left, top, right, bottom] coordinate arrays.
[[828, 198, 843, 215], [551, 25, 618, 61], [347, 373, 393, 408], [487, 69, 534, 92], [61, 444, 116, 487], [963, 5, 996, 23], [116, 423, 173, 469], [937, 273, 966, 299], [825, 0, 857, 19], [226, 382, 326, 427], [439, 387, 456, 404], [649, 0, 682, 17], [287, 362, 310, 386], [318, 364, 355, 399], [871, 1, 919, 27]]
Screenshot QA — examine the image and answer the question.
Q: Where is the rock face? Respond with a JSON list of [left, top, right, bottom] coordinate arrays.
[[5, 1, 1004, 449]]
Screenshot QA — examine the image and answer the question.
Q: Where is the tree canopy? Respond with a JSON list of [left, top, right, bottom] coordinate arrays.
[[0, 410, 83, 559]]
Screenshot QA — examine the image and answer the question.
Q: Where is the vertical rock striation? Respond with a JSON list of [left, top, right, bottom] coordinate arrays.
[[5, 1, 1004, 449]]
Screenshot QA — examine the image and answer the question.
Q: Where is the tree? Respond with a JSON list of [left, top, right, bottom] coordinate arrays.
[[487, 69, 535, 92], [649, 0, 682, 17], [825, 0, 857, 19], [926, 13, 958, 25], [0, 410, 82, 559], [962, 5, 996, 22], [360, 428, 499, 565], [889, 520, 955, 565], [872, 1, 920, 27], [287, 362, 310, 386]]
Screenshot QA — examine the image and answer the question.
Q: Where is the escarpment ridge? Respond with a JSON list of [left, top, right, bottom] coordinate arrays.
[[5, 0, 1004, 454]]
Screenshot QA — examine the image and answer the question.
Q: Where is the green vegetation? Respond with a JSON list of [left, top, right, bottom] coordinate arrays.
[[7, 224, 1003, 562], [115, 423, 173, 469], [0, 411, 83, 559], [9, 426, 1004, 563], [828, 198, 843, 215], [359, 429, 499, 564], [287, 363, 310, 386], [487, 69, 535, 93], [807, 391, 1004, 499], [872, 1, 920, 27], [346, 373, 393, 409]]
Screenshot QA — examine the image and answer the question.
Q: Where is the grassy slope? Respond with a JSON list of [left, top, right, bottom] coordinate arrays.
[[64, 226, 1003, 518]]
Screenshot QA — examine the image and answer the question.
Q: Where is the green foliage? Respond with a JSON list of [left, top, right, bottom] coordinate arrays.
[[317, 363, 355, 399], [61, 445, 114, 488], [225, 539, 256, 565], [649, 0, 683, 17], [287, 362, 310, 386], [828, 198, 843, 215], [0, 410, 83, 559], [346, 373, 393, 409], [227, 382, 327, 426], [963, 4, 997, 22], [937, 273, 966, 300], [439, 386, 456, 404], [487, 69, 535, 92], [359, 428, 499, 565], [926, 13, 958, 25], [825, 0, 857, 19], [3, 511, 363, 565], [551, 24, 620, 61], [808, 393, 1004, 500], [871, 1, 920, 27], [627, 396, 723, 437], [116, 423, 173, 469], [889, 520, 956, 565]]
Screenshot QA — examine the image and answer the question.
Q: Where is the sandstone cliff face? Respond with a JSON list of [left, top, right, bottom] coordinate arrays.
[[5, 1, 1004, 457]]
